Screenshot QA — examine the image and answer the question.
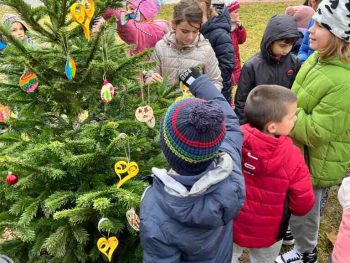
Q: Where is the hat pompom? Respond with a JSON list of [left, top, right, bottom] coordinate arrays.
[[189, 102, 224, 133]]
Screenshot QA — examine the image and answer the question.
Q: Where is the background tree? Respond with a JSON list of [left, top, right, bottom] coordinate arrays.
[[0, 0, 176, 261]]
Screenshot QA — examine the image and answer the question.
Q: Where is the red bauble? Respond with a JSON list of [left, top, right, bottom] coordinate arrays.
[[6, 172, 18, 185]]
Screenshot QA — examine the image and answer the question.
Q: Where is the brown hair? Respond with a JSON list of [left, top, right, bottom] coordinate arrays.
[[303, 0, 322, 9], [200, 0, 217, 19], [173, 0, 203, 29], [318, 32, 350, 63], [245, 85, 297, 131], [279, 37, 298, 45]]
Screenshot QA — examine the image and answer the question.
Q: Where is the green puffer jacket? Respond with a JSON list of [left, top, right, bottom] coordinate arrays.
[[290, 53, 350, 188]]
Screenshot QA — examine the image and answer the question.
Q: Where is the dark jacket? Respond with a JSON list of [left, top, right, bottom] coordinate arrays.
[[201, 8, 235, 103], [234, 124, 315, 248], [234, 14, 301, 124], [140, 75, 245, 263]]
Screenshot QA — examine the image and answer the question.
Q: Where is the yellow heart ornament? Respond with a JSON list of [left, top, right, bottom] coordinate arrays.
[[97, 236, 119, 262], [114, 161, 139, 189], [70, 0, 95, 40]]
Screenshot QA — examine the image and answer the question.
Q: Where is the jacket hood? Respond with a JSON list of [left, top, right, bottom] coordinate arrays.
[[241, 124, 294, 174], [150, 152, 235, 229], [201, 8, 232, 35], [260, 14, 299, 62], [163, 31, 207, 49]]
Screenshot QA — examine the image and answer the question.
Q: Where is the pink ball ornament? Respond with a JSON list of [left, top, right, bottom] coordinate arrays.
[[100, 80, 115, 103], [6, 172, 18, 185]]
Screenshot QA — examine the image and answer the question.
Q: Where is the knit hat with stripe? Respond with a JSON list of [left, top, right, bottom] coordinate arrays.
[[160, 98, 226, 176], [226, 0, 240, 13]]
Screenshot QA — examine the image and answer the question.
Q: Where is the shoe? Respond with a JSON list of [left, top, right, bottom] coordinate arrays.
[[275, 249, 302, 263], [301, 248, 317, 263], [275, 248, 318, 263], [282, 228, 295, 246]]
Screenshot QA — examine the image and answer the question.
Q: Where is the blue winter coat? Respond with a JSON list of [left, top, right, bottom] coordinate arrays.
[[140, 75, 245, 263], [297, 20, 314, 64], [200, 8, 235, 103]]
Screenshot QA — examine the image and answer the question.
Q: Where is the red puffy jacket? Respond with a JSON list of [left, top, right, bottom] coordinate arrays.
[[233, 124, 315, 248]]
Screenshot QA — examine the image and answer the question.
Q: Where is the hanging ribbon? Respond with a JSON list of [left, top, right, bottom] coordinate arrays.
[[97, 218, 119, 262], [70, 0, 95, 40]]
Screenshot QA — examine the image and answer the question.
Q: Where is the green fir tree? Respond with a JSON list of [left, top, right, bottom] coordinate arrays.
[[0, 0, 177, 262]]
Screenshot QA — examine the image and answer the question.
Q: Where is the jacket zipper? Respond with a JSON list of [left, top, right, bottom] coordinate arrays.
[[302, 56, 319, 167]]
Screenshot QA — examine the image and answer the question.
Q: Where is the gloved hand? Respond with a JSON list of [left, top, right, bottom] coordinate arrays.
[[338, 177, 350, 209], [179, 66, 202, 88]]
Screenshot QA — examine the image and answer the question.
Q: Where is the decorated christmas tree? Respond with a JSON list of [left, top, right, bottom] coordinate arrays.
[[0, 0, 176, 261]]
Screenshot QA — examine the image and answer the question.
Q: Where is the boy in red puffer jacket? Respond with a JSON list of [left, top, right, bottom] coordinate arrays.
[[231, 85, 315, 263]]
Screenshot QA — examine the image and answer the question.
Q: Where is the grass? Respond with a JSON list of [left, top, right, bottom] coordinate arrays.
[[0, 2, 344, 263]]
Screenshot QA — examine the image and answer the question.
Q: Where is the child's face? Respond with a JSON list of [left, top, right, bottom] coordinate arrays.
[[11, 22, 25, 39], [309, 21, 332, 51], [172, 21, 201, 47], [270, 40, 293, 57], [268, 101, 298, 136], [230, 10, 239, 21]]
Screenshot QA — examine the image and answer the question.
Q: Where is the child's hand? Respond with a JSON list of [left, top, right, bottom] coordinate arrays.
[[145, 72, 163, 84], [338, 177, 350, 209], [179, 67, 201, 87], [199, 2, 208, 23], [92, 16, 105, 35]]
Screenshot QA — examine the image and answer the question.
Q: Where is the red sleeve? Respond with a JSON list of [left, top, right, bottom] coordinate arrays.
[[287, 149, 315, 216], [103, 9, 121, 21], [236, 27, 247, 45]]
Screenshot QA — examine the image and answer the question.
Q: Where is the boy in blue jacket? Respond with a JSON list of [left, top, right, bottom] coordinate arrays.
[[140, 67, 245, 263]]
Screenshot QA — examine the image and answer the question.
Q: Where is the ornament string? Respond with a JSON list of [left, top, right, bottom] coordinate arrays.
[[62, 37, 69, 58], [102, 29, 109, 81], [118, 133, 131, 163], [98, 218, 110, 238]]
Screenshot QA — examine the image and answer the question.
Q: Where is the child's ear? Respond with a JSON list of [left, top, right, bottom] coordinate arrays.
[[265, 122, 277, 134]]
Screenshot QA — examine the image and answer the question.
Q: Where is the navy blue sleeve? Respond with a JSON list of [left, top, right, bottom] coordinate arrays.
[[234, 61, 255, 124]]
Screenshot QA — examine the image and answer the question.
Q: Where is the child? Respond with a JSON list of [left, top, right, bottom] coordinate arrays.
[[140, 67, 245, 262], [1, 14, 33, 47], [0, 34, 6, 51], [102, 0, 169, 55], [144, 0, 223, 91], [227, 0, 247, 87], [332, 177, 350, 263], [297, 0, 322, 64], [285, 5, 315, 55], [276, 1, 350, 262], [231, 85, 315, 263], [198, 0, 235, 103], [234, 14, 301, 124]]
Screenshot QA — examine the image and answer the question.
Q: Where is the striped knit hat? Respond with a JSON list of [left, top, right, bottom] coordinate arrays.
[[160, 98, 226, 176], [226, 0, 240, 13]]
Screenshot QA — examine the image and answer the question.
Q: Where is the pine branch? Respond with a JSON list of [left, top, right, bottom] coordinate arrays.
[[43, 191, 76, 217]]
